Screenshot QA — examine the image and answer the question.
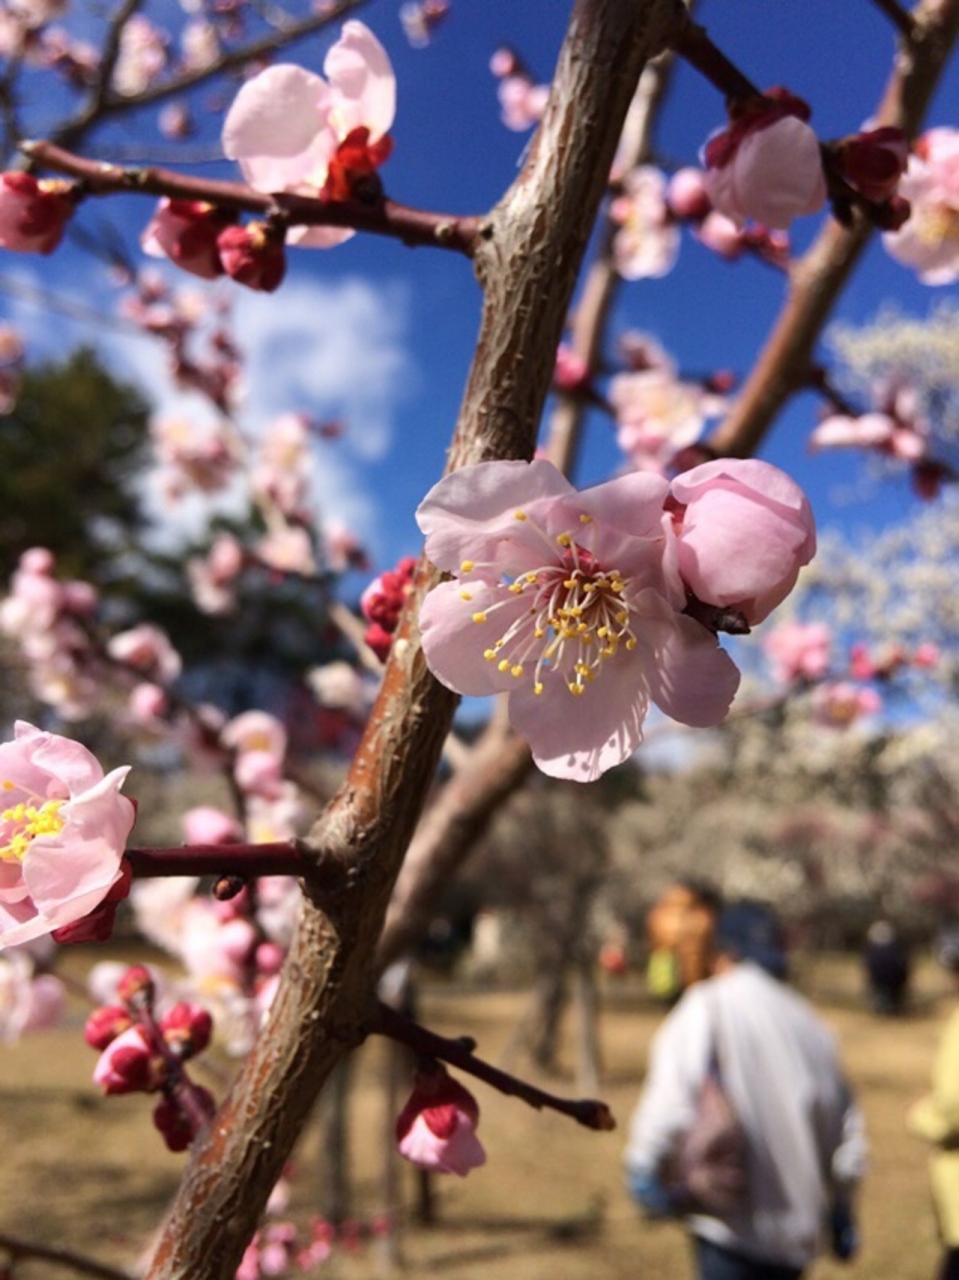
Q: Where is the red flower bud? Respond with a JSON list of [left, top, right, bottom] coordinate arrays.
[[160, 1002, 213, 1058], [84, 1005, 134, 1051]]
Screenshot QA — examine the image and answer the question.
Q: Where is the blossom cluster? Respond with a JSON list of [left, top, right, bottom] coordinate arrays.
[[417, 456, 815, 782], [85, 963, 217, 1151]]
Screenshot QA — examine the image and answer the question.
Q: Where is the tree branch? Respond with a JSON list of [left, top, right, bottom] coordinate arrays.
[[709, 0, 959, 459], [22, 140, 483, 256], [47, 0, 370, 155], [0, 1232, 133, 1280], [125, 841, 309, 878], [369, 999, 616, 1132], [141, 2, 688, 1275]]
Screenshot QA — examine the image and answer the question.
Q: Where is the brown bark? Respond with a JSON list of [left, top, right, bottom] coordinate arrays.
[[143, 2, 686, 1276]]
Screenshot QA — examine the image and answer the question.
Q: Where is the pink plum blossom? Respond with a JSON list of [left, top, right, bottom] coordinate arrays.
[[92, 1023, 159, 1094], [416, 459, 741, 782], [150, 415, 237, 498], [187, 533, 244, 615], [400, 0, 449, 48], [0, 949, 65, 1041], [810, 381, 930, 464], [883, 127, 959, 284], [702, 89, 826, 230], [255, 525, 316, 576], [395, 1064, 486, 1176], [609, 366, 711, 474], [669, 458, 816, 626], [608, 166, 680, 279], [107, 623, 182, 683], [0, 723, 136, 948], [762, 620, 831, 685], [0, 172, 73, 254], [667, 167, 712, 221], [111, 14, 167, 95], [490, 48, 548, 131], [222, 21, 395, 248], [182, 806, 243, 846], [812, 681, 882, 728]]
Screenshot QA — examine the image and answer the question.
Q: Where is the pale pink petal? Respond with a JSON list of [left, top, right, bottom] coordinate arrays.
[[324, 21, 396, 140], [287, 224, 355, 249], [417, 459, 573, 572], [222, 65, 333, 190], [810, 413, 894, 450], [418, 580, 518, 696], [732, 117, 826, 228], [636, 595, 741, 726]]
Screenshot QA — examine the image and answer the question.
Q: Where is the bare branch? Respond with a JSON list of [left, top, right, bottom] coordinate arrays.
[[125, 840, 309, 878], [670, 18, 761, 103], [869, 0, 921, 39], [49, 0, 371, 153], [0, 1232, 134, 1280]]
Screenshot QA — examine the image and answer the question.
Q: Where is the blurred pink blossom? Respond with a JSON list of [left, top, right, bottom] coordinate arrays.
[[182, 806, 243, 846], [0, 172, 73, 254], [812, 681, 882, 728], [762, 621, 831, 685], [107, 623, 182, 683], [217, 223, 286, 292], [610, 366, 710, 474], [111, 14, 168, 95], [883, 127, 959, 284], [609, 166, 680, 280]]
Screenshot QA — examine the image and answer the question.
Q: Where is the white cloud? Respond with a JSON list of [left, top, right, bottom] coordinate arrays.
[[0, 264, 416, 550]]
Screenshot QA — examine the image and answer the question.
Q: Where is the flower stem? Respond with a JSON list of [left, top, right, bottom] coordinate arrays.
[[125, 841, 308, 878], [670, 21, 761, 104]]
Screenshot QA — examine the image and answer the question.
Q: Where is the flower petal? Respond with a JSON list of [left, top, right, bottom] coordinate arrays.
[[324, 21, 396, 140]]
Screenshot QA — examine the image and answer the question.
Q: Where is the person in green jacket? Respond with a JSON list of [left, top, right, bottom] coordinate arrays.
[[907, 929, 959, 1280]]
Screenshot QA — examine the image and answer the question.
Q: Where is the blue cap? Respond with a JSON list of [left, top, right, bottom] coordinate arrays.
[[715, 901, 787, 979]]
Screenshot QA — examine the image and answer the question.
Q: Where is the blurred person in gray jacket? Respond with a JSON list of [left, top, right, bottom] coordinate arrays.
[[624, 901, 867, 1280]]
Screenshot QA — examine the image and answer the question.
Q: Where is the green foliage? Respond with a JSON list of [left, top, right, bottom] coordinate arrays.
[[0, 346, 149, 585]]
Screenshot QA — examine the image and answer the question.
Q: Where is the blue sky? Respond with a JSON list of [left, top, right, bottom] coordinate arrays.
[[2, 0, 957, 586]]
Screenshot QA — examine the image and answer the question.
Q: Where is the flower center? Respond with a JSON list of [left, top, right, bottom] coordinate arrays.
[[464, 513, 638, 697], [0, 786, 66, 863], [916, 203, 959, 247]]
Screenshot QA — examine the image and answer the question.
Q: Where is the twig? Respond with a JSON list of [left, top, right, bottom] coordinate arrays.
[[0, 1232, 133, 1280], [22, 140, 483, 256], [49, 0, 371, 153], [369, 999, 616, 1132], [869, 0, 919, 40], [125, 840, 309, 878], [670, 19, 760, 104]]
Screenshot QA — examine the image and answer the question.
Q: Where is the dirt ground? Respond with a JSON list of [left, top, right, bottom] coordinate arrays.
[[0, 949, 954, 1280]]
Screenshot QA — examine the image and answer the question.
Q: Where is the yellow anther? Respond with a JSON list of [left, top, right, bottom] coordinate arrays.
[[534, 627, 545, 639], [568, 683, 585, 696], [616, 612, 628, 625], [514, 510, 527, 521], [460, 560, 475, 573], [534, 682, 544, 695], [556, 532, 572, 547], [472, 612, 488, 624], [459, 590, 473, 601], [1, 780, 15, 791], [579, 513, 592, 524], [483, 649, 497, 661], [625, 637, 638, 650], [597, 626, 608, 638], [511, 665, 524, 677], [497, 659, 511, 673], [508, 582, 524, 594], [576, 623, 588, 634]]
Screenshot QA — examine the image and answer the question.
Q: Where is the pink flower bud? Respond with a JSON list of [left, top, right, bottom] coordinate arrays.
[[153, 1083, 216, 1151], [217, 222, 286, 293], [141, 198, 228, 279], [395, 1062, 486, 1176], [117, 962, 156, 1011], [93, 1025, 162, 1094], [84, 1004, 134, 1050], [670, 458, 816, 626], [160, 1001, 213, 1057], [667, 167, 711, 220], [0, 172, 73, 254], [702, 89, 826, 230], [834, 126, 908, 203], [552, 344, 591, 394]]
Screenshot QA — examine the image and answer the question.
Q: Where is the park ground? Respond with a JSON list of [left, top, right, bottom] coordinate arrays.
[[0, 949, 954, 1280]]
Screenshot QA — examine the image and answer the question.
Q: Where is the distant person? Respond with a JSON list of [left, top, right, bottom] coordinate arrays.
[[907, 928, 959, 1280], [864, 919, 911, 1015], [646, 881, 722, 1004], [625, 900, 867, 1280]]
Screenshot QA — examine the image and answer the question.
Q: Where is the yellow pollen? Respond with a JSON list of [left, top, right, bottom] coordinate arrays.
[[534, 682, 544, 695], [1, 797, 66, 863], [511, 665, 524, 677], [514, 510, 527, 521], [508, 583, 524, 594], [497, 659, 511, 673], [568, 683, 585, 696], [556, 533, 572, 547], [459, 590, 473, 601], [460, 560, 475, 573], [484, 649, 497, 661], [579, 514, 592, 524], [472, 612, 488, 624], [626, 638, 638, 650]]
